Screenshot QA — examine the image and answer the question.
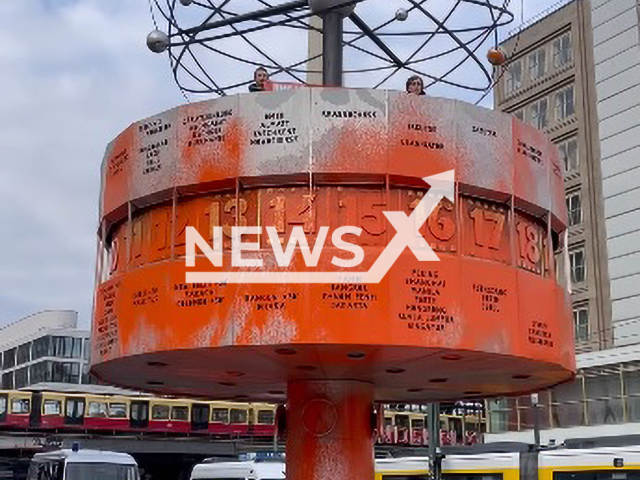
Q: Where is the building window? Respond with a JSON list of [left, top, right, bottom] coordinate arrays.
[[3, 348, 16, 370], [570, 248, 586, 284], [65, 363, 80, 383], [554, 33, 573, 68], [83, 339, 90, 361], [17, 343, 31, 366], [566, 191, 582, 227], [506, 61, 522, 93], [51, 362, 81, 384], [556, 85, 575, 121], [52, 337, 65, 358], [2, 372, 14, 390], [529, 48, 546, 80], [72, 338, 82, 359], [530, 98, 548, 129], [32, 336, 51, 360], [573, 306, 589, 342], [30, 361, 52, 384], [52, 362, 63, 382], [559, 137, 578, 172], [14, 367, 29, 389], [51, 337, 83, 359]]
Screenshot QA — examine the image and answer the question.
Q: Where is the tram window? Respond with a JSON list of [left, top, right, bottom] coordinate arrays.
[[12, 399, 30, 414], [43, 400, 61, 416], [66, 399, 85, 418], [192, 404, 210, 425], [555, 472, 640, 480], [211, 408, 230, 423], [382, 476, 429, 480], [395, 415, 409, 427], [0, 397, 7, 415], [108, 402, 127, 418], [171, 406, 189, 421], [412, 419, 425, 429], [449, 417, 463, 435], [230, 408, 248, 424], [131, 402, 149, 421], [444, 474, 503, 480], [152, 404, 170, 420], [87, 402, 107, 418], [258, 410, 275, 424], [384, 417, 393, 427]]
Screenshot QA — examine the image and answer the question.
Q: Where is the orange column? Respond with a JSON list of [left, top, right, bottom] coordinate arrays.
[[287, 380, 375, 480]]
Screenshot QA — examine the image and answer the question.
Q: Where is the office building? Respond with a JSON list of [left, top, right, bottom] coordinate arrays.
[[494, 0, 612, 353], [0, 311, 91, 389]]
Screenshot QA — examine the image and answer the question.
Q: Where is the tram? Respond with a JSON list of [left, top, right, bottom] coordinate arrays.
[[380, 402, 485, 446], [374, 446, 640, 480], [0, 389, 276, 437], [0, 389, 486, 444], [188, 447, 640, 480]]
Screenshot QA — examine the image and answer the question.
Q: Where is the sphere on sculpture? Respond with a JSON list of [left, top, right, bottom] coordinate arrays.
[[395, 8, 409, 21], [146, 30, 170, 54], [487, 47, 507, 66]]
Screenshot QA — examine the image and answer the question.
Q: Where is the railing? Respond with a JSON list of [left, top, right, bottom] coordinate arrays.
[[504, 0, 576, 42]]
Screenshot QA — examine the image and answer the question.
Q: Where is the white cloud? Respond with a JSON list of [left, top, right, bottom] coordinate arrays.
[[0, 0, 183, 327]]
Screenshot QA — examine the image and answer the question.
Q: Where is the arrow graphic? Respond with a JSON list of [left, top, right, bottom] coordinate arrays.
[[186, 170, 455, 284]]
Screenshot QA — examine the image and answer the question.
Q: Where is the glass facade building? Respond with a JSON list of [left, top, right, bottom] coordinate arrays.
[[0, 312, 91, 389], [0, 335, 91, 389], [488, 362, 639, 433]]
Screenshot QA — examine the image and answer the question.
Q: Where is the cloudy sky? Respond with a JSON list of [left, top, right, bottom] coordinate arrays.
[[0, 0, 563, 329]]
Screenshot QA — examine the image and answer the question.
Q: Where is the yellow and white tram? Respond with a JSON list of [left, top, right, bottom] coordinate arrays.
[[374, 446, 640, 480]]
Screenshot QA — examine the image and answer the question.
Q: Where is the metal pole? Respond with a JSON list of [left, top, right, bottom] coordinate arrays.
[[287, 380, 374, 480], [531, 393, 541, 447], [322, 11, 344, 86], [307, 15, 324, 85], [428, 403, 441, 480]]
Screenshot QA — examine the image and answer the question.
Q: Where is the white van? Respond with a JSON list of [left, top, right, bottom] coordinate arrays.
[[28, 449, 139, 480], [190, 460, 285, 480]]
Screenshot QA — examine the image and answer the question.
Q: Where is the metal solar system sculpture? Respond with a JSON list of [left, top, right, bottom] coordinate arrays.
[[146, 0, 514, 97]]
